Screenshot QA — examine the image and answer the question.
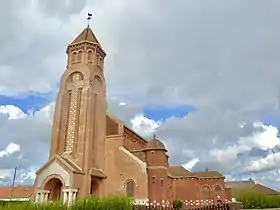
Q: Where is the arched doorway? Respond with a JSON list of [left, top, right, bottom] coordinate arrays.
[[44, 178, 63, 201]]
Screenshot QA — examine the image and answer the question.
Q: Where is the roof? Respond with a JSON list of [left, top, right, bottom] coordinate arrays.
[[192, 171, 224, 178], [225, 180, 280, 196], [225, 179, 255, 188], [70, 26, 100, 45], [0, 186, 34, 200], [146, 139, 166, 151], [168, 166, 193, 177], [36, 154, 83, 175]]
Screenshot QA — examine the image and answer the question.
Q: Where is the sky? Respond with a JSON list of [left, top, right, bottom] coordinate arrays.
[[1, 0, 280, 190]]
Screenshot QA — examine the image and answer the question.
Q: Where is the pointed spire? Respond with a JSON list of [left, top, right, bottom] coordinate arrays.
[[70, 26, 100, 45]]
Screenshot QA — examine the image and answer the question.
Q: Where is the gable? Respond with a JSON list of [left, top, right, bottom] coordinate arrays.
[[35, 156, 72, 187]]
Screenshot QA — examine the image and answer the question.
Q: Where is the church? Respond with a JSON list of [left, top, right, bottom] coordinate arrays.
[[33, 24, 233, 207]]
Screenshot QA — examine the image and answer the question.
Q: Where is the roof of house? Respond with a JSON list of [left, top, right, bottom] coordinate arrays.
[[225, 180, 280, 196], [146, 139, 166, 151], [168, 166, 193, 177], [192, 171, 224, 178], [70, 26, 100, 45], [225, 179, 255, 188], [0, 186, 34, 200]]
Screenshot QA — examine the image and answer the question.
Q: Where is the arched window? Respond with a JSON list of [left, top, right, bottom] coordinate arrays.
[[87, 51, 94, 63], [126, 180, 135, 197], [77, 51, 83, 62], [70, 72, 83, 83], [201, 185, 211, 199], [71, 52, 78, 63]]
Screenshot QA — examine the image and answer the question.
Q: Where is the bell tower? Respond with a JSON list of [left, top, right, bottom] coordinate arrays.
[[48, 24, 107, 196]]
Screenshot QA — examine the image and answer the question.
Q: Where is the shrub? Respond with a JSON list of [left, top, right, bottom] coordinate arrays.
[[173, 199, 183, 210], [0, 195, 133, 210], [236, 190, 280, 209], [73, 195, 132, 210]]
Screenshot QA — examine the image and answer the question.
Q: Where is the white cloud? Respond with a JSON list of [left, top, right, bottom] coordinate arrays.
[[240, 122, 280, 150], [130, 114, 161, 137], [0, 143, 20, 158], [246, 152, 280, 172], [182, 158, 199, 171], [19, 170, 36, 183], [209, 122, 280, 161], [0, 105, 26, 120]]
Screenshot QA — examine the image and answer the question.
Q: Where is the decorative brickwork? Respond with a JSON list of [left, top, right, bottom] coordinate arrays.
[[65, 72, 83, 152]]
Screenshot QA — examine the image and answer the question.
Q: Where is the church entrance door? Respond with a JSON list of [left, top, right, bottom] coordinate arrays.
[[90, 178, 99, 196], [44, 178, 63, 201]]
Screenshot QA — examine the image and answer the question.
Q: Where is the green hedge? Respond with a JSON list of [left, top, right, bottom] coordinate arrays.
[[0, 195, 133, 210], [236, 191, 280, 209]]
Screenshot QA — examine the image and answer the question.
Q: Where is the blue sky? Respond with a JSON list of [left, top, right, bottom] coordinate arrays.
[[0, 93, 52, 113], [143, 105, 197, 121], [0, 93, 198, 123]]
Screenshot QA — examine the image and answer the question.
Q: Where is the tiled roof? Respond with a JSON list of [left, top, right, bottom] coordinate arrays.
[[70, 26, 100, 45], [225, 180, 280, 196], [192, 171, 224, 178], [167, 167, 225, 179], [146, 139, 166, 151], [0, 186, 34, 199], [168, 166, 194, 177], [225, 179, 255, 188]]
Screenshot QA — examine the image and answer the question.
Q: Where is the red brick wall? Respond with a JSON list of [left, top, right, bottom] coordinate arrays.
[[146, 150, 167, 167], [167, 177, 174, 203], [198, 178, 227, 204], [147, 168, 168, 204], [225, 188, 232, 201], [123, 128, 147, 151], [173, 178, 199, 202]]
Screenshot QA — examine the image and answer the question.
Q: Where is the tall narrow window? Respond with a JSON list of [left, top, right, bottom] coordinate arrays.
[[77, 51, 82, 63], [71, 52, 77, 63], [88, 51, 94, 63], [126, 180, 135, 197]]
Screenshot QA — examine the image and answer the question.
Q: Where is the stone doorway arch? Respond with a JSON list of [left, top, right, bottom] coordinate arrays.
[[44, 178, 63, 201]]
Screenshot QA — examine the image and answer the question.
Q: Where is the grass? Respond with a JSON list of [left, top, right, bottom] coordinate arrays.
[[0, 195, 133, 210], [236, 190, 280, 209]]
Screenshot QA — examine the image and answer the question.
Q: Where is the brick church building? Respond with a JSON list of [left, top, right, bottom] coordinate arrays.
[[33, 24, 233, 207]]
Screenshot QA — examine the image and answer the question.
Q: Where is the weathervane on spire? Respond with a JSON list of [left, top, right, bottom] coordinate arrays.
[[87, 13, 93, 27]]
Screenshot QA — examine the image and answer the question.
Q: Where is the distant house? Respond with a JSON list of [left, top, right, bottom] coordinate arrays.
[[225, 179, 280, 197], [0, 186, 34, 201]]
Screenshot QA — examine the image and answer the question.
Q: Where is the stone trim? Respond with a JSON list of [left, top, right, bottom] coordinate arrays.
[[63, 188, 79, 193]]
